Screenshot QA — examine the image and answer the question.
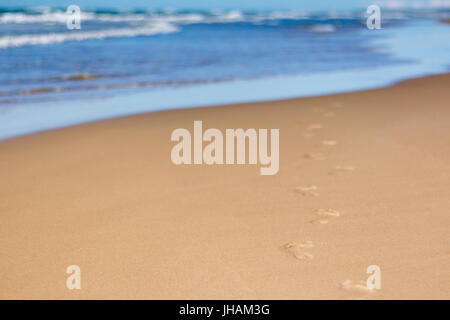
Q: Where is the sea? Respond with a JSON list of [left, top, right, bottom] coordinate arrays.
[[0, 6, 449, 139]]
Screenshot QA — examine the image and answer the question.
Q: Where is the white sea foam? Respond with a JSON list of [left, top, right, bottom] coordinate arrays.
[[0, 9, 303, 49], [96, 14, 146, 22], [150, 13, 207, 24], [1, 8, 440, 49], [140, 11, 245, 24], [0, 22, 179, 49], [264, 11, 309, 20], [214, 10, 245, 22], [0, 11, 217, 24], [0, 10, 312, 25], [308, 24, 336, 33], [0, 12, 153, 24], [0, 9, 314, 49], [0, 11, 96, 24]]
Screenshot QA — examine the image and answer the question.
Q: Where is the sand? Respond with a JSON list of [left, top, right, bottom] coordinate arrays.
[[0, 74, 449, 299]]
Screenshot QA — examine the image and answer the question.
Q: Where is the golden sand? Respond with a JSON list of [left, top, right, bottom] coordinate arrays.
[[0, 74, 449, 299]]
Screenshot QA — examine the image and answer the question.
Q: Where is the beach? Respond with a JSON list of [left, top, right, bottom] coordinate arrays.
[[0, 73, 449, 299]]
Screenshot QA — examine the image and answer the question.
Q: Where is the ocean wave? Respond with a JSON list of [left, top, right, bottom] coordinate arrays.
[[0, 9, 313, 25], [261, 11, 309, 20], [0, 11, 95, 24], [0, 22, 179, 48], [0, 7, 449, 26], [308, 24, 336, 33], [2, 7, 446, 49], [0, 11, 152, 24]]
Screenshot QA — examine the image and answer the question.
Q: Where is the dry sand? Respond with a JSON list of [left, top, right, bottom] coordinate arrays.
[[0, 74, 449, 299]]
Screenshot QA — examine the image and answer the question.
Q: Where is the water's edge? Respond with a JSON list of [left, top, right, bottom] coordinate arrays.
[[0, 20, 448, 141]]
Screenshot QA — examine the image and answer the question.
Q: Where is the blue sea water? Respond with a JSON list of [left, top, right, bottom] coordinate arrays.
[[0, 7, 449, 139]]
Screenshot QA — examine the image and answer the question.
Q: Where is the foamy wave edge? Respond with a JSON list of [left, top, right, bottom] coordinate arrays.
[[0, 22, 179, 49], [0, 10, 310, 24]]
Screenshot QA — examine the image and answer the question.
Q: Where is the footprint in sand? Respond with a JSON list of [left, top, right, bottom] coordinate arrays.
[[310, 209, 341, 225], [341, 280, 374, 293], [310, 218, 330, 225], [336, 165, 354, 171], [315, 208, 341, 217], [283, 241, 314, 260], [306, 124, 323, 130], [304, 153, 326, 161], [330, 165, 355, 175], [303, 133, 315, 139], [322, 140, 337, 146], [323, 112, 335, 117], [295, 185, 319, 197]]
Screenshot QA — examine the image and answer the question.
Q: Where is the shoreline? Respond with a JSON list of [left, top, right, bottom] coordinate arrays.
[[1, 74, 449, 299], [3, 14, 450, 142], [2, 67, 450, 142]]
